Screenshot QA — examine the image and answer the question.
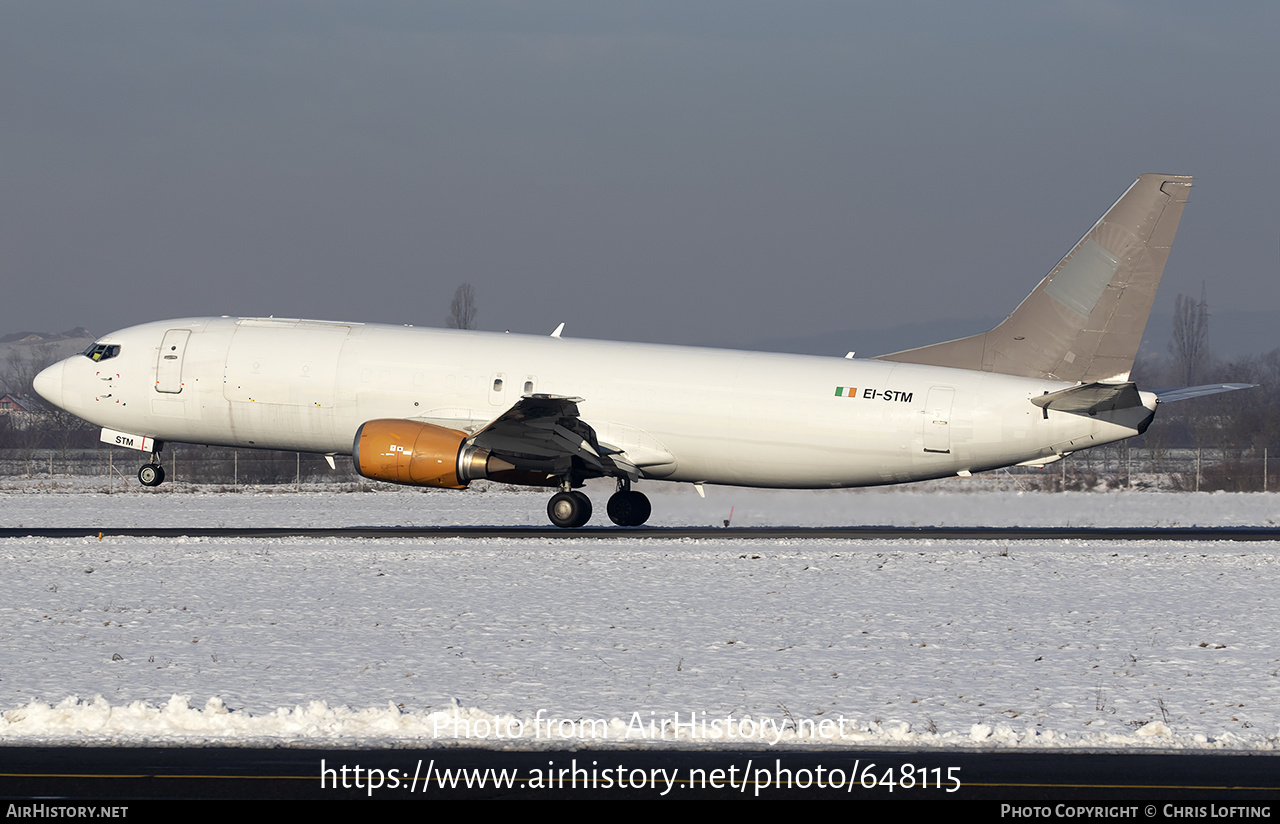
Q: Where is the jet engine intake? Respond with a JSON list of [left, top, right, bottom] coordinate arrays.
[[353, 419, 512, 488]]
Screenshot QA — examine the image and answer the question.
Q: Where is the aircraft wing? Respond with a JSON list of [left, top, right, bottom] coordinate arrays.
[[468, 394, 640, 480]]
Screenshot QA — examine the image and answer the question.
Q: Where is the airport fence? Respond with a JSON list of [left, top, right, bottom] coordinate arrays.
[[0, 444, 1277, 493], [0, 446, 361, 490]]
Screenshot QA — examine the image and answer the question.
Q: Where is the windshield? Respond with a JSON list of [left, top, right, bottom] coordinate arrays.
[[81, 343, 121, 362]]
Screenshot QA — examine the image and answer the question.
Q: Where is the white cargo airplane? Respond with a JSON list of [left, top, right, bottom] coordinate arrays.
[[34, 174, 1249, 527]]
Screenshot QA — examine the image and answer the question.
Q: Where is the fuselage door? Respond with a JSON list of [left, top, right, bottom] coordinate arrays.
[[155, 329, 192, 394], [922, 386, 955, 453]]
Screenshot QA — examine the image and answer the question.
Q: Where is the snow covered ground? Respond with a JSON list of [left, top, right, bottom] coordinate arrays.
[[5, 474, 1278, 528], [0, 479, 1277, 750]]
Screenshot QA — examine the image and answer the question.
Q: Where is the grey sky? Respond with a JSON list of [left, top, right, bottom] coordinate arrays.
[[2, 1, 1277, 351]]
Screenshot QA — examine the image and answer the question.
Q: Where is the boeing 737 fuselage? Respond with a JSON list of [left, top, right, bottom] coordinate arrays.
[[32, 174, 1249, 526]]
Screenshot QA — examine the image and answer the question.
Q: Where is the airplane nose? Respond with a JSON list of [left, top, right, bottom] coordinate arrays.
[[33, 361, 65, 409]]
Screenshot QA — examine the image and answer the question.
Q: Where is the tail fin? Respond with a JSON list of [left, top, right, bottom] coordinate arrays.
[[876, 174, 1192, 383]]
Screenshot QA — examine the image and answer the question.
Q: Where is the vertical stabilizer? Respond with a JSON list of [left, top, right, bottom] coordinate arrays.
[[876, 174, 1192, 383]]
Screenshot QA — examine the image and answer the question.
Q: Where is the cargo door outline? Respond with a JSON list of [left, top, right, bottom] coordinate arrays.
[[155, 329, 191, 394], [922, 386, 954, 454]]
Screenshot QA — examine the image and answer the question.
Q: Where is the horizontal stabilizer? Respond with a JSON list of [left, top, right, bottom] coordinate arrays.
[[1153, 383, 1255, 404], [1031, 382, 1144, 415]]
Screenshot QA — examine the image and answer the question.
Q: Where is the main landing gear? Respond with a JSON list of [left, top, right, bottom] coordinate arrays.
[[606, 480, 651, 527], [547, 489, 592, 528], [545, 480, 652, 528], [138, 456, 166, 487]]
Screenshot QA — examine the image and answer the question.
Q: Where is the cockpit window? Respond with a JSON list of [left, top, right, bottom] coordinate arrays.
[[81, 343, 121, 362]]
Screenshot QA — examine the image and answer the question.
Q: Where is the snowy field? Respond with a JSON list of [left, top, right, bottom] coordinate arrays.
[[0, 479, 1278, 750]]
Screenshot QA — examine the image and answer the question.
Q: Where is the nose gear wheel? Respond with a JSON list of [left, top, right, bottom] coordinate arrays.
[[138, 464, 166, 487]]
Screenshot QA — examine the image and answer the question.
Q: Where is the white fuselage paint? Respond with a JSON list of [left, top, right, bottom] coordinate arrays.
[[38, 317, 1155, 488]]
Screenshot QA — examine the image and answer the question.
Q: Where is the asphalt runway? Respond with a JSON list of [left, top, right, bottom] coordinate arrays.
[[2, 525, 1279, 540]]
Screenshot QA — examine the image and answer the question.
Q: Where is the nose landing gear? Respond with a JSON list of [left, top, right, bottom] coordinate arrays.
[[138, 461, 166, 487]]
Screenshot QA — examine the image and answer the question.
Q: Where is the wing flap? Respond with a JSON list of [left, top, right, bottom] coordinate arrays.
[[468, 394, 639, 480]]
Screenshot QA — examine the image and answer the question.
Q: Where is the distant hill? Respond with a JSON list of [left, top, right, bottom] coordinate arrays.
[[0, 329, 96, 394], [0, 328, 92, 345]]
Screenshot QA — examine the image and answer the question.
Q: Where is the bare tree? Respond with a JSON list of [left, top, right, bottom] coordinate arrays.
[[1170, 285, 1209, 386], [446, 283, 478, 330]]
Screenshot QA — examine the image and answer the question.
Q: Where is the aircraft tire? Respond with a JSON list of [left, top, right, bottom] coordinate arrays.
[[607, 490, 651, 527], [548, 491, 592, 528], [138, 464, 166, 487]]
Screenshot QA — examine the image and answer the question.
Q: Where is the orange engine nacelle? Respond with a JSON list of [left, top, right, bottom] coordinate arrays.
[[352, 419, 512, 488]]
